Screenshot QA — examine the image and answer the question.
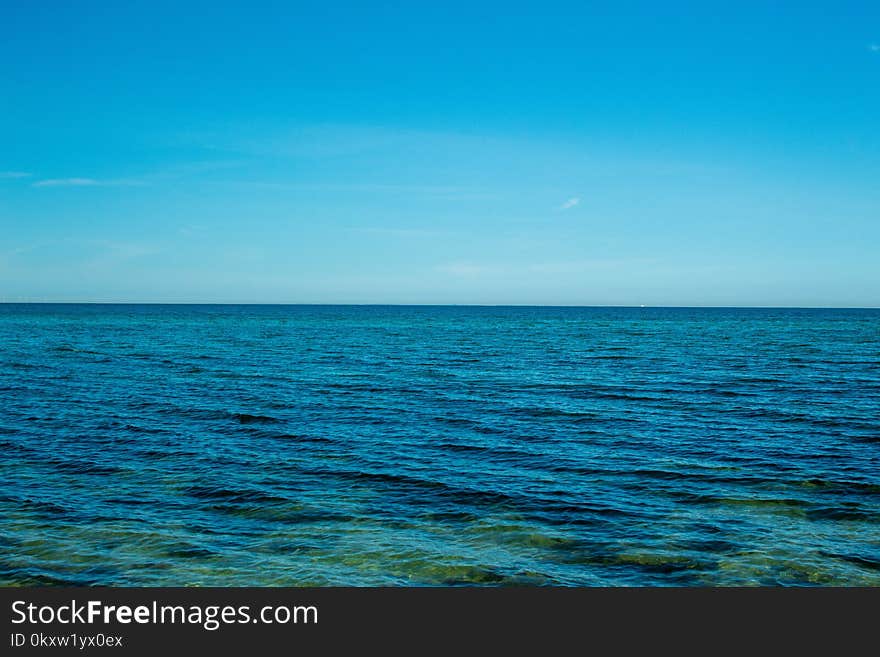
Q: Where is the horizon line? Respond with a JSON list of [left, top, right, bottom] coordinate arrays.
[[1, 301, 878, 310]]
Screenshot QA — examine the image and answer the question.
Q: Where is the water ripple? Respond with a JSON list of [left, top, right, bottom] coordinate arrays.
[[1, 304, 878, 586]]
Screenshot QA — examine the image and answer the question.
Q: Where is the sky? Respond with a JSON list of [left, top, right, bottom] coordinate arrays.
[[1, 1, 878, 306]]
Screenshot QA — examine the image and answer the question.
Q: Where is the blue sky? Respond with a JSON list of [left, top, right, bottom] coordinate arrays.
[[1, 1, 878, 305]]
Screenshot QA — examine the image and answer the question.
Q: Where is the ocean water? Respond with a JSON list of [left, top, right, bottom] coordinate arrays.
[[1, 304, 878, 586]]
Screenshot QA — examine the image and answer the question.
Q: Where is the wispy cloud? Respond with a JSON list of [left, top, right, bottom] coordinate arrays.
[[870, 43, 880, 52], [353, 227, 448, 238], [31, 161, 241, 189], [87, 240, 157, 261], [234, 181, 471, 195], [527, 258, 657, 274], [178, 224, 209, 237], [33, 178, 101, 187], [0, 242, 44, 261], [559, 197, 580, 210], [33, 177, 145, 188], [436, 258, 656, 279], [0, 171, 31, 179], [435, 262, 495, 277]]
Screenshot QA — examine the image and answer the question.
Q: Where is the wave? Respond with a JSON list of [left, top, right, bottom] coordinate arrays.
[[180, 484, 290, 505]]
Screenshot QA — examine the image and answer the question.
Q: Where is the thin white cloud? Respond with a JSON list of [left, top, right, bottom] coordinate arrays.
[[527, 258, 657, 274], [0, 171, 31, 179], [236, 181, 469, 194], [31, 162, 230, 189], [33, 177, 145, 188], [33, 178, 100, 187], [870, 43, 880, 52], [559, 197, 580, 210], [435, 258, 657, 279], [87, 239, 157, 260], [354, 227, 447, 238], [178, 224, 209, 236], [436, 262, 494, 277]]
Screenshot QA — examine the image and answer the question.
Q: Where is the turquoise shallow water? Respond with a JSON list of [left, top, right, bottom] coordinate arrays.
[[1, 304, 878, 586]]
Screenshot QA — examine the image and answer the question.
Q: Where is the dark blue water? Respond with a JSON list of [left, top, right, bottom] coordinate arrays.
[[1, 304, 878, 586]]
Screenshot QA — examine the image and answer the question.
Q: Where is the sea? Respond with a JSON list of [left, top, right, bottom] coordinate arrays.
[[1, 304, 878, 586]]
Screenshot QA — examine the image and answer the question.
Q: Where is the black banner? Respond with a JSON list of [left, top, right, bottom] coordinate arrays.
[[1, 587, 876, 654]]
